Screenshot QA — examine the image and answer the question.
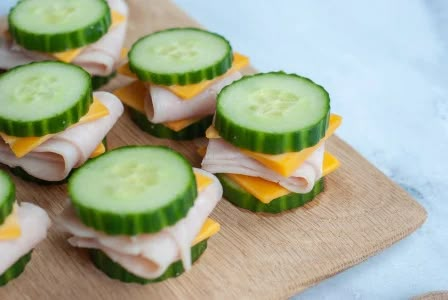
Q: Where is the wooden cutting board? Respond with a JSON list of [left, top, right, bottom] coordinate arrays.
[[0, 0, 427, 299]]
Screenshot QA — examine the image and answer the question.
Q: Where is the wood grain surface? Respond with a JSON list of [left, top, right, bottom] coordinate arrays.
[[413, 291, 448, 300], [0, 0, 427, 299]]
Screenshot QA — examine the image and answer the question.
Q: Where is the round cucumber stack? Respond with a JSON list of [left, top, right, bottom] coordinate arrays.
[[0, 170, 33, 287], [8, 0, 117, 89], [127, 28, 233, 140], [8, 0, 111, 53], [0, 61, 98, 183], [68, 146, 207, 283], [213, 72, 330, 212]]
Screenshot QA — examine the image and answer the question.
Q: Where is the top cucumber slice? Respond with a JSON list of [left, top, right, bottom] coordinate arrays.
[[0, 170, 15, 226], [128, 28, 233, 86], [8, 0, 111, 52], [0, 61, 92, 137], [68, 146, 198, 235], [215, 72, 330, 154]]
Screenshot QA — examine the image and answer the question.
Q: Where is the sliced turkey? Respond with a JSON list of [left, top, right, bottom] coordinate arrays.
[[202, 139, 324, 193], [0, 0, 128, 76], [0, 203, 51, 274], [146, 71, 242, 123], [0, 35, 47, 70], [0, 92, 124, 181], [73, 0, 128, 76], [57, 169, 222, 280]]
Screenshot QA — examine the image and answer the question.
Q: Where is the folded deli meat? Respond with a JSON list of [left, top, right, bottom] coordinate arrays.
[[0, 91, 123, 182], [0, 0, 128, 77], [59, 168, 222, 279], [0, 203, 51, 275], [114, 27, 249, 139]]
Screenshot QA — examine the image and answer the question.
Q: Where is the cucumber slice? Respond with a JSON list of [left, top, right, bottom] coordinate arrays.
[[89, 239, 208, 284], [0, 170, 15, 225], [218, 175, 324, 214], [68, 146, 197, 235], [0, 61, 92, 137], [128, 28, 233, 85], [91, 72, 117, 90], [215, 72, 330, 154], [0, 251, 32, 286], [128, 106, 213, 140], [9, 166, 69, 186], [5, 137, 108, 185], [8, 0, 111, 52]]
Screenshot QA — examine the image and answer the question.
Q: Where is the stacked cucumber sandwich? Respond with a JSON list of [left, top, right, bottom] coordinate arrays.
[[0, 170, 51, 286], [57, 146, 223, 283], [0, 0, 128, 90], [0, 61, 124, 184], [114, 28, 249, 140], [201, 72, 343, 213]]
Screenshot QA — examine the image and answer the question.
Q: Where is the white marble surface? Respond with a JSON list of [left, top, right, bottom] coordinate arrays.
[[1, 0, 447, 299]]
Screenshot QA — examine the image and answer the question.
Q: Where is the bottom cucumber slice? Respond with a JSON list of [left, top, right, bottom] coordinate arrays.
[[5, 138, 108, 185], [91, 72, 117, 90], [0, 170, 15, 225], [0, 251, 32, 286], [217, 175, 324, 214], [129, 107, 213, 140], [89, 239, 208, 284], [9, 166, 69, 186]]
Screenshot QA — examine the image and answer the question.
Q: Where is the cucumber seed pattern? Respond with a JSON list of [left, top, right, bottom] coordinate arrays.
[[14, 75, 60, 104], [32, 3, 79, 25], [104, 162, 159, 197], [248, 89, 301, 118], [152, 40, 199, 62]]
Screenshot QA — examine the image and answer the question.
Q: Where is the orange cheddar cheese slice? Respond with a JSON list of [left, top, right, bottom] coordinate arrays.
[[168, 53, 249, 99], [228, 151, 340, 203], [191, 172, 220, 245], [113, 80, 147, 112], [0, 98, 109, 158], [90, 143, 106, 159], [192, 218, 220, 246], [228, 173, 290, 204], [111, 10, 126, 27], [120, 48, 128, 59], [117, 62, 135, 78], [113, 81, 203, 132], [322, 152, 340, 176], [118, 53, 250, 100], [0, 205, 21, 240], [206, 114, 342, 177], [52, 48, 84, 63], [194, 171, 214, 193], [51, 10, 126, 63], [163, 118, 202, 132]]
